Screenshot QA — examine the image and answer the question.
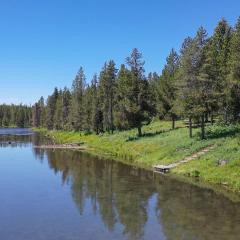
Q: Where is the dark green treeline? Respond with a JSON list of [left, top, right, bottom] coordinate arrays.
[[3, 18, 240, 138], [0, 104, 31, 127]]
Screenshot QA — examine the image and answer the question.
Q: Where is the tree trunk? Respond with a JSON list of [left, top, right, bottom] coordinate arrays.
[[137, 126, 142, 137], [205, 113, 208, 123], [110, 95, 114, 134], [224, 107, 228, 124], [211, 113, 214, 125], [172, 115, 175, 130], [201, 114, 205, 140], [189, 117, 192, 138]]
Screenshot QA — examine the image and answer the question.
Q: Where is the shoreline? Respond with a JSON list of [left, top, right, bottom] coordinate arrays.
[[32, 121, 240, 197]]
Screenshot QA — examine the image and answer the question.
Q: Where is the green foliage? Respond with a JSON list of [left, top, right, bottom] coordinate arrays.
[[69, 67, 86, 131], [123, 48, 155, 136], [155, 49, 179, 128], [227, 18, 240, 121], [205, 124, 240, 138], [0, 104, 31, 127], [46, 87, 59, 129], [98, 60, 117, 133]]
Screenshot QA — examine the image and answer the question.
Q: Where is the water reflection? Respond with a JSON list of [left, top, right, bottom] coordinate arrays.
[[0, 130, 52, 153], [0, 129, 240, 240], [0, 128, 33, 135], [35, 149, 240, 240]]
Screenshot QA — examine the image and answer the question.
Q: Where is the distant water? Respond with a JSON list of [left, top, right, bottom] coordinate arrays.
[[0, 128, 240, 240], [0, 128, 33, 135]]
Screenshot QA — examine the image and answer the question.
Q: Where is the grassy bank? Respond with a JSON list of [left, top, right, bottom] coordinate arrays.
[[34, 120, 240, 192]]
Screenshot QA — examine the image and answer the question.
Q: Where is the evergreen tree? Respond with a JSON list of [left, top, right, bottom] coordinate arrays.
[[38, 97, 46, 128], [115, 64, 132, 130], [62, 87, 71, 129], [70, 67, 86, 131], [227, 17, 240, 121], [91, 74, 103, 134], [125, 48, 154, 136], [54, 90, 64, 130], [0, 104, 31, 127], [107, 60, 117, 133], [32, 102, 40, 127], [83, 85, 93, 132], [179, 30, 207, 138], [203, 19, 232, 123], [99, 61, 117, 133], [46, 87, 59, 129], [156, 49, 179, 129]]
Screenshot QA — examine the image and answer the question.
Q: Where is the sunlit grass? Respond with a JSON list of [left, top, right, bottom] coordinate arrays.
[[173, 133, 240, 192]]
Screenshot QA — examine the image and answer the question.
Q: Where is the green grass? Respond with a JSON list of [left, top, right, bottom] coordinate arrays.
[[173, 127, 240, 192], [34, 121, 240, 192]]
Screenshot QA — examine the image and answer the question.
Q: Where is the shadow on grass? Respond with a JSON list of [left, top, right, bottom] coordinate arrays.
[[126, 124, 240, 142], [126, 127, 181, 142]]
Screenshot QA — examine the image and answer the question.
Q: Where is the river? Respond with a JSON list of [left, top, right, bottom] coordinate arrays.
[[0, 128, 239, 240]]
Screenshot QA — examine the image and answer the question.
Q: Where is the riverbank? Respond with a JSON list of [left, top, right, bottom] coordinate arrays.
[[34, 120, 240, 192]]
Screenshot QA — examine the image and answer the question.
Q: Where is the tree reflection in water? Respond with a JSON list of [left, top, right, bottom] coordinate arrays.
[[33, 148, 240, 240]]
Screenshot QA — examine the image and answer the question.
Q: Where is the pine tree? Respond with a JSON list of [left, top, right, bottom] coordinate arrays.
[[115, 64, 132, 130], [62, 87, 71, 129], [16, 104, 25, 127], [195, 27, 209, 139], [179, 27, 208, 139], [91, 74, 103, 134], [228, 17, 240, 121], [107, 60, 117, 133], [83, 85, 93, 132], [38, 97, 46, 128], [125, 48, 154, 136], [54, 90, 64, 130], [32, 102, 40, 127], [203, 19, 232, 123], [99, 61, 117, 133], [69, 67, 86, 131], [156, 49, 179, 129], [0, 104, 31, 127], [46, 87, 59, 129]]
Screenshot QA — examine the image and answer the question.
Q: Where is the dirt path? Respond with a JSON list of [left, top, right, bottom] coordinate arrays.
[[34, 144, 86, 150], [153, 145, 215, 173]]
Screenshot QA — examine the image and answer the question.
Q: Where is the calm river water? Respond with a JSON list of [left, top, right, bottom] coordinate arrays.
[[0, 128, 240, 240]]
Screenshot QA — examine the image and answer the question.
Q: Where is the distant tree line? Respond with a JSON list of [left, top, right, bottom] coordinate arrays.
[[0, 104, 31, 127], [2, 18, 240, 139]]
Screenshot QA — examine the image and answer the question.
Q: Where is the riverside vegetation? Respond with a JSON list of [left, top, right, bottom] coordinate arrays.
[[35, 120, 240, 193], [2, 18, 240, 192]]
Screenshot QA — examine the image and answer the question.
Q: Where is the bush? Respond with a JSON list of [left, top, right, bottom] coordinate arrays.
[[206, 124, 240, 139]]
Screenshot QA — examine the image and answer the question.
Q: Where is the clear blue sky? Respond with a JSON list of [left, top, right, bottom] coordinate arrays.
[[0, 0, 239, 104]]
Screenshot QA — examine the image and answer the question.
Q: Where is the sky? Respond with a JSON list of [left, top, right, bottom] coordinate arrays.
[[0, 0, 240, 105]]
